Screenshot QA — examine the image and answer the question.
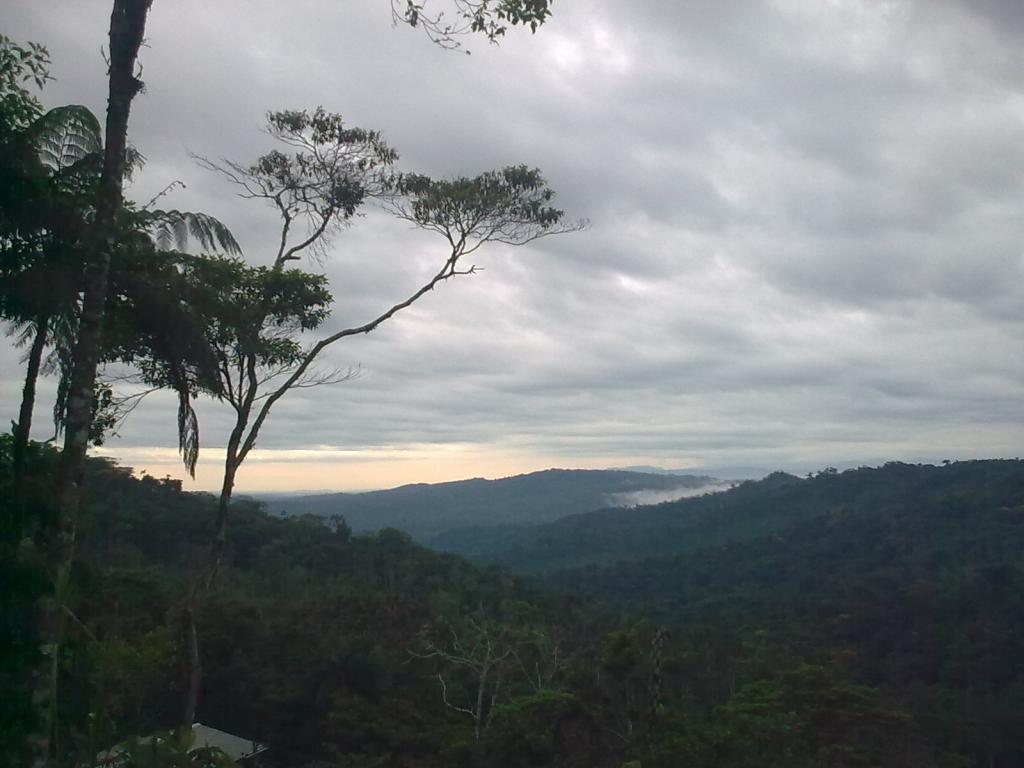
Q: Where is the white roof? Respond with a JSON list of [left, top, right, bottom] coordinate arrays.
[[96, 724, 268, 766], [191, 723, 268, 761]]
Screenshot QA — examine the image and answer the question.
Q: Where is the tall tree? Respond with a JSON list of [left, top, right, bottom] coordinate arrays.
[[194, 111, 577, 584], [54, 0, 151, 519], [56, 0, 151, 505], [46, 0, 560, 595], [161, 108, 579, 725], [1, 104, 100, 489]]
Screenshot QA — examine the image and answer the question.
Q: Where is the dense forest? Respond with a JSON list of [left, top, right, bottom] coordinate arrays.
[[546, 461, 1024, 766], [7, 440, 1024, 766]]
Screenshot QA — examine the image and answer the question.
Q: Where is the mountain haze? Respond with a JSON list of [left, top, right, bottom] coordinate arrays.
[[262, 468, 718, 541]]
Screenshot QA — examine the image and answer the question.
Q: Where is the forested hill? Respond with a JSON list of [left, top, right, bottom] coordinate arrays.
[[10, 448, 1024, 766], [547, 459, 1024, 766], [20, 454, 607, 767], [438, 460, 1024, 574], [552, 458, 1024, 614], [261, 468, 718, 540]]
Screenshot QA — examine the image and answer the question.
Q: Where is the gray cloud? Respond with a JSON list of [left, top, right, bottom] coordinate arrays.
[[5, 0, 1024, 489]]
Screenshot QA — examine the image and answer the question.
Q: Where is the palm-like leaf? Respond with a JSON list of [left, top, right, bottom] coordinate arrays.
[[178, 395, 200, 478], [25, 104, 102, 172], [5, 102, 240, 473], [142, 209, 242, 255]]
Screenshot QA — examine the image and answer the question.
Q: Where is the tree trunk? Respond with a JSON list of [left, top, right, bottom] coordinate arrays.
[[15, 319, 50, 750], [33, 4, 152, 766], [181, 604, 201, 728], [55, 0, 151, 513], [209, 455, 239, 588], [13, 316, 48, 495], [181, 442, 240, 727], [475, 664, 488, 741]]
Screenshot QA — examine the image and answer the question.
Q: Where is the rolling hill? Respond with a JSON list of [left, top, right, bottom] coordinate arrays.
[[437, 461, 1024, 577], [260, 468, 719, 541]]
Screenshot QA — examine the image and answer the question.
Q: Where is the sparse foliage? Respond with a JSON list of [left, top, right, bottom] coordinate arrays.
[[195, 107, 396, 264], [0, 35, 51, 138], [413, 616, 518, 740], [394, 0, 553, 49]]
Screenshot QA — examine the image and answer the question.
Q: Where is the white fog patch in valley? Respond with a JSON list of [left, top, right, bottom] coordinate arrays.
[[607, 482, 737, 508]]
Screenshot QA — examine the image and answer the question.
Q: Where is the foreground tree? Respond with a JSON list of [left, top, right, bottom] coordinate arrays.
[[28, 10, 153, 759], [1, 102, 238, 489], [55, 0, 151, 521], [0, 28, 238, 765], [51, 0, 560, 534], [163, 108, 579, 724], [1, 95, 100, 489], [194, 110, 577, 581]]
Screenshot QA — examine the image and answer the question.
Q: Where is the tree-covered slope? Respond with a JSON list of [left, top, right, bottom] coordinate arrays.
[[11, 446, 1020, 766], [262, 468, 717, 540], [544, 460, 1024, 765], [40, 456, 608, 767], [443, 461, 1024, 576], [553, 460, 1024, 608]]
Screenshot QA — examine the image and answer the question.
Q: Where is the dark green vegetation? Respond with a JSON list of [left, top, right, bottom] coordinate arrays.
[[1, 444, 663, 768], [479, 460, 1024, 766], [265, 469, 717, 541], [8, 441, 1024, 766], [441, 462, 1024, 577]]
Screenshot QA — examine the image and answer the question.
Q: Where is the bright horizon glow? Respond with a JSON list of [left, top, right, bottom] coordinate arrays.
[[92, 445, 707, 493], [88, 442, 1013, 494]]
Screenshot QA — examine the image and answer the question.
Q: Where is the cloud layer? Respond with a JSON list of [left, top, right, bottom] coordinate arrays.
[[5, 0, 1024, 490]]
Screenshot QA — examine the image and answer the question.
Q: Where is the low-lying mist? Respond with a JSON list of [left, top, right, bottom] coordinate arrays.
[[606, 482, 735, 508]]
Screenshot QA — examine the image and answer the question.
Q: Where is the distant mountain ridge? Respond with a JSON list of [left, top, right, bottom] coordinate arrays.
[[437, 460, 1024, 576], [612, 464, 766, 479], [261, 468, 719, 541]]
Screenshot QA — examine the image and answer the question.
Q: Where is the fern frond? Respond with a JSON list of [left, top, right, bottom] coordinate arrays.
[[53, 152, 102, 187], [27, 105, 102, 172], [143, 209, 242, 255]]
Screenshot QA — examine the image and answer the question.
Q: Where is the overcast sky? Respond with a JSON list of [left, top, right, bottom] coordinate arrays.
[[5, 0, 1024, 491]]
